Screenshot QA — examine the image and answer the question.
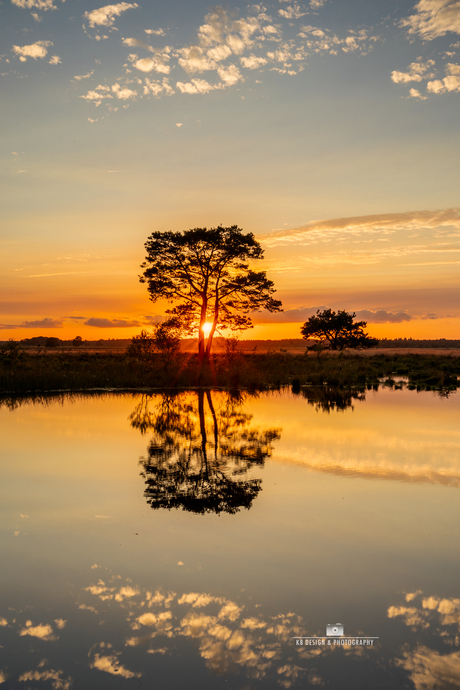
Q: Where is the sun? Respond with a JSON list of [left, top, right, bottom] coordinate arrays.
[[202, 322, 213, 337]]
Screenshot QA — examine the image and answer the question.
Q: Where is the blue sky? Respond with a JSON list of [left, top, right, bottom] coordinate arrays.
[[1, 0, 460, 338]]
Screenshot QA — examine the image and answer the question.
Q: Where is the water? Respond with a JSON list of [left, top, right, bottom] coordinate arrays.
[[1, 387, 459, 689]]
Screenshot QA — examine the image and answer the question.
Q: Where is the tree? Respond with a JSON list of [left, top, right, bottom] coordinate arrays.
[[139, 226, 282, 359], [127, 318, 182, 360], [73, 335, 83, 348], [300, 309, 379, 351]]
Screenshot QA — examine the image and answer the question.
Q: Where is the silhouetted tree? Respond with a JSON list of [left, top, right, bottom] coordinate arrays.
[[127, 318, 182, 360], [130, 390, 281, 514], [301, 309, 378, 351], [139, 226, 282, 360]]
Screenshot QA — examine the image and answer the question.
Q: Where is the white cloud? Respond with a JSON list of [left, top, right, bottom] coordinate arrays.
[[91, 654, 140, 679], [175, 122, 182, 127], [132, 56, 170, 74], [145, 28, 165, 36], [427, 72, 460, 93], [74, 70, 94, 80], [217, 63, 243, 86], [31, 11, 43, 21], [408, 87, 427, 99], [111, 82, 137, 99], [310, 0, 326, 7], [207, 44, 232, 62], [278, 3, 307, 19], [19, 621, 57, 640], [260, 208, 460, 246], [122, 37, 151, 50], [401, 0, 460, 40], [11, 0, 57, 10], [12, 40, 52, 61], [85, 2, 138, 28], [178, 46, 217, 74], [143, 77, 174, 96], [240, 54, 268, 69], [176, 78, 220, 94], [18, 668, 72, 689], [48, 55, 61, 65], [391, 59, 435, 84], [81, 89, 113, 101]]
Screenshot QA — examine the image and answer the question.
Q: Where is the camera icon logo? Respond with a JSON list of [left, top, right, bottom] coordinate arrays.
[[326, 623, 344, 637]]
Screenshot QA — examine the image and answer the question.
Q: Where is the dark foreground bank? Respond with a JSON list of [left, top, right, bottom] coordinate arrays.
[[1, 347, 459, 394]]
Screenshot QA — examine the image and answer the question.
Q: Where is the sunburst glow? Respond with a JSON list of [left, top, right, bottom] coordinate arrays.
[[202, 322, 213, 337]]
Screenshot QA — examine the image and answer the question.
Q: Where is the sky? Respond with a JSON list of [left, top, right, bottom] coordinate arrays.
[[1, 0, 460, 340]]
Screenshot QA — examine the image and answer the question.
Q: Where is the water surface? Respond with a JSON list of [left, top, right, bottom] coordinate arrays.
[[1, 387, 459, 689]]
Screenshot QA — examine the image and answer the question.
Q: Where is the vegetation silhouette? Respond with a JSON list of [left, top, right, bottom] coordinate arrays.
[[139, 226, 282, 361], [301, 309, 379, 351], [293, 385, 366, 412], [130, 390, 282, 515]]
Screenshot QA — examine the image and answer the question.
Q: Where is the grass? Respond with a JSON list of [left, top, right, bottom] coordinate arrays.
[[0, 347, 459, 396]]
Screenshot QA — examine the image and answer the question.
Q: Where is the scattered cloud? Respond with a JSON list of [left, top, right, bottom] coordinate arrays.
[[391, 59, 435, 84], [74, 70, 95, 80], [143, 77, 174, 97], [111, 82, 137, 99], [260, 208, 460, 246], [19, 621, 57, 640], [84, 2, 139, 29], [408, 87, 427, 99], [131, 56, 170, 74], [176, 78, 219, 94], [427, 71, 460, 93], [145, 28, 166, 36], [400, 0, 460, 40], [0, 317, 63, 330], [278, 3, 307, 20], [240, 54, 268, 69], [49, 55, 61, 65], [252, 307, 414, 324], [11, 0, 58, 10], [83, 317, 141, 327], [18, 665, 72, 690], [12, 40, 52, 61], [91, 652, 141, 679], [355, 310, 412, 323]]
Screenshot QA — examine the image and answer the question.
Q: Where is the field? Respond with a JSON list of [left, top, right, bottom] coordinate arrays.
[[1, 342, 459, 397]]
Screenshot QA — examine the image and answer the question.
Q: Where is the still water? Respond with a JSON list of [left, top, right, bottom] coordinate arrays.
[[1, 387, 460, 689]]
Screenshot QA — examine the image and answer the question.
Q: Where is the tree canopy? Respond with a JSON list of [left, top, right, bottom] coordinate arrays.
[[139, 225, 282, 358], [300, 309, 379, 351]]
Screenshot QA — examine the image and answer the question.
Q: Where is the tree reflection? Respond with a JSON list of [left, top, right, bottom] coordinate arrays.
[[129, 390, 281, 515], [297, 385, 366, 412]]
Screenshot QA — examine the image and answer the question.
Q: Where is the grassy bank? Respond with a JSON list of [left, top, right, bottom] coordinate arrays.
[[0, 348, 459, 395]]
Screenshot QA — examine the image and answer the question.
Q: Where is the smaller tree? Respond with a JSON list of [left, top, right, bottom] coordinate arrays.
[[127, 317, 183, 360], [301, 309, 378, 351], [73, 335, 83, 348]]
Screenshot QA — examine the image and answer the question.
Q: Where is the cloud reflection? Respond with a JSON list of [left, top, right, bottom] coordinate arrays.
[[389, 590, 460, 689], [80, 567, 327, 687]]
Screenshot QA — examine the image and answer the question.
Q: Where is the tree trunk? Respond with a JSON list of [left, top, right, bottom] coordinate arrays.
[[204, 301, 219, 360], [198, 295, 208, 361]]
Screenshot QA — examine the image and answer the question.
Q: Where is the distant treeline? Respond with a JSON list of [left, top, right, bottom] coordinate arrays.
[[1, 336, 459, 350], [378, 338, 460, 349]]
